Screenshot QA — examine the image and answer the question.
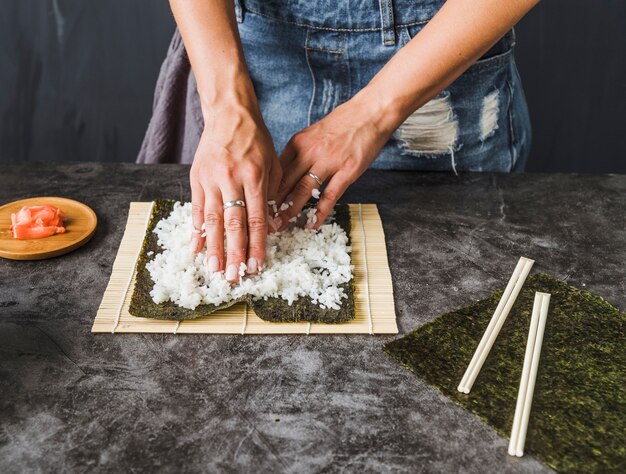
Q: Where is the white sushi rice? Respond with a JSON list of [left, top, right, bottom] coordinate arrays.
[[146, 202, 353, 311], [306, 207, 318, 226]]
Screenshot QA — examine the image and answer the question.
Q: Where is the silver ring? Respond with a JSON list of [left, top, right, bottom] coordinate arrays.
[[223, 200, 246, 210], [307, 172, 323, 186]]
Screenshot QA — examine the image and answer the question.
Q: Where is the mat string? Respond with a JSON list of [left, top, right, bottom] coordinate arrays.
[[112, 201, 154, 334], [241, 304, 248, 335], [307, 322, 311, 335], [173, 321, 180, 335], [359, 204, 374, 335]]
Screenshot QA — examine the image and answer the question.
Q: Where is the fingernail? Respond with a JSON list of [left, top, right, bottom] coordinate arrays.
[[208, 255, 219, 273], [273, 216, 282, 230], [247, 257, 258, 274], [225, 264, 238, 281]]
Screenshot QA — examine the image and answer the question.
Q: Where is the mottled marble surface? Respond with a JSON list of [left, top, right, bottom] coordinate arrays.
[[1, 163, 624, 473]]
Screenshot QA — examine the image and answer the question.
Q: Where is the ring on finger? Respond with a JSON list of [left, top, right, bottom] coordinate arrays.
[[223, 200, 246, 210], [307, 172, 323, 186]]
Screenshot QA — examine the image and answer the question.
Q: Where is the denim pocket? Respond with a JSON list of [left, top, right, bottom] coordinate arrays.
[[384, 25, 518, 171]]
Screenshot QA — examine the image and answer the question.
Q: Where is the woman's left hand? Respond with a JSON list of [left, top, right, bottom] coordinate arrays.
[[274, 93, 394, 231]]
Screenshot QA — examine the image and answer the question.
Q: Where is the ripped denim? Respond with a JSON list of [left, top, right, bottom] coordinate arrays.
[[138, 0, 532, 172], [237, 0, 532, 172]]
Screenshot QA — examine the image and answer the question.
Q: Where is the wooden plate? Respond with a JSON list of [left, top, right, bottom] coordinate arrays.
[[0, 197, 97, 260]]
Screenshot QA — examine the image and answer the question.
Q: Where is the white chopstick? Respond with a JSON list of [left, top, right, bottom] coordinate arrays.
[[508, 291, 551, 457], [457, 256, 534, 394]]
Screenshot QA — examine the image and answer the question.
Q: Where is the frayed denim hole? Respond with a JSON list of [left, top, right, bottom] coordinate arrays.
[[394, 93, 459, 156], [479, 90, 500, 142]]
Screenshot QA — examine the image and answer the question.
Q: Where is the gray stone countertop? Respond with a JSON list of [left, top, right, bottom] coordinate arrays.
[[1, 163, 624, 473]]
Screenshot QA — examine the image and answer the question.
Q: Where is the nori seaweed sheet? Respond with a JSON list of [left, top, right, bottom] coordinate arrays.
[[383, 273, 626, 473], [129, 199, 355, 323]]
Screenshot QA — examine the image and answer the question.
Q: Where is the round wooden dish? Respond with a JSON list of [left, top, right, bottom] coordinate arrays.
[[0, 197, 97, 261]]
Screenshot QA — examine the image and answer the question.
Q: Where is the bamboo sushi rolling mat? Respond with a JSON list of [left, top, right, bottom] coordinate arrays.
[[92, 202, 398, 334]]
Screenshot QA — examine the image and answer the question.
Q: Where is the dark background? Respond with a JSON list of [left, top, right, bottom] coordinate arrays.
[[1, 0, 624, 173]]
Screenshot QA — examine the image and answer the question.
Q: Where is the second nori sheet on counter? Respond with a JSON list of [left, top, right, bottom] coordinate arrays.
[[129, 199, 355, 323], [384, 273, 626, 473]]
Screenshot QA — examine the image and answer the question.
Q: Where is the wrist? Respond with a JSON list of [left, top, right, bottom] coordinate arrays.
[[350, 84, 408, 137], [197, 62, 260, 118]]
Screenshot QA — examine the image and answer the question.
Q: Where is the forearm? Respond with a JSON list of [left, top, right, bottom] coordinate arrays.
[[178, 0, 281, 277], [169, 0, 257, 116], [358, 0, 539, 134]]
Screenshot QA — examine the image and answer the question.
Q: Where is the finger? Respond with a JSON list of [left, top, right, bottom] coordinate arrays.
[[309, 172, 351, 229], [244, 184, 267, 274], [277, 167, 328, 232], [190, 178, 205, 253], [278, 136, 298, 168], [203, 187, 225, 273], [276, 154, 309, 205], [267, 161, 283, 233], [222, 191, 248, 283], [268, 159, 283, 201]]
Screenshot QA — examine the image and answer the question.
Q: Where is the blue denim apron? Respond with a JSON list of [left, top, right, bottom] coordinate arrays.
[[234, 0, 532, 172]]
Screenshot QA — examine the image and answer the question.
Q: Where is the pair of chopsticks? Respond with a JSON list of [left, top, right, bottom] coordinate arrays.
[[508, 291, 551, 456], [457, 256, 551, 458], [457, 257, 535, 393]]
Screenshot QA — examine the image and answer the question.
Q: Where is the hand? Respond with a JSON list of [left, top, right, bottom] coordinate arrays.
[[274, 93, 393, 230], [190, 101, 282, 282]]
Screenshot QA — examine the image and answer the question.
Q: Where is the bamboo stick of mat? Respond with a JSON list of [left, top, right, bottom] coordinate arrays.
[[92, 202, 398, 334], [458, 256, 534, 393], [508, 291, 551, 457]]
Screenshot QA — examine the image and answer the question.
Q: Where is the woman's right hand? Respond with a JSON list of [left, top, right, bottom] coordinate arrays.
[[190, 100, 281, 282]]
